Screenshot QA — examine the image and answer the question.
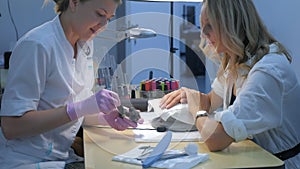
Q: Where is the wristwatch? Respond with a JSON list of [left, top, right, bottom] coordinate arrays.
[[195, 110, 208, 121]]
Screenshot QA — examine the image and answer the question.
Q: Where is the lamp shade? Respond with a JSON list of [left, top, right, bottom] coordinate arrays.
[[96, 26, 157, 42], [127, 27, 157, 39]]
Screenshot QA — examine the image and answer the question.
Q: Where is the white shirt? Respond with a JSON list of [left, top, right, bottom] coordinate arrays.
[[0, 15, 94, 169], [213, 44, 300, 168]]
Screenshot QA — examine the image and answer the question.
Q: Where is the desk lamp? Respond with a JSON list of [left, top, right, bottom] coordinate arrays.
[[96, 25, 157, 42]]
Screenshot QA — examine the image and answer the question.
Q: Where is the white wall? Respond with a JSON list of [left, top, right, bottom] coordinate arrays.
[[0, 0, 55, 55], [125, 1, 171, 84], [253, 0, 300, 81], [0, 0, 17, 55], [124, 1, 202, 87]]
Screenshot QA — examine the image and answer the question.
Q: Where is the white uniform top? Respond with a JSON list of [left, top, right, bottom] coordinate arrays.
[[213, 44, 300, 168], [0, 15, 95, 169]]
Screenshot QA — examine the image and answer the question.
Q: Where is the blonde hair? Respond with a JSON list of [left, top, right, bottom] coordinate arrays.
[[44, 0, 122, 14], [202, 0, 291, 79]]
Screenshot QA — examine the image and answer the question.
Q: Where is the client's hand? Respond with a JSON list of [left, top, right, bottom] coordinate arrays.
[[98, 109, 143, 131], [159, 88, 187, 109], [182, 88, 202, 118]]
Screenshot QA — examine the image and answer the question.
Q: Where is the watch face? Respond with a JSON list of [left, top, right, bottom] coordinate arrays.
[[196, 110, 208, 117]]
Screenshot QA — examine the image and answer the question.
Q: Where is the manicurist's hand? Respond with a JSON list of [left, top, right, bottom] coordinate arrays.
[[100, 110, 136, 131], [97, 108, 144, 131], [66, 89, 121, 121]]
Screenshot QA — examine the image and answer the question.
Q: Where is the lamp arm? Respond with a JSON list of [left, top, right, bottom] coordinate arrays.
[[96, 27, 157, 41], [96, 29, 127, 42]]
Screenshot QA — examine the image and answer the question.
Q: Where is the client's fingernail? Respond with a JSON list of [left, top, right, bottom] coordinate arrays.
[[138, 118, 144, 124], [160, 104, 166, 109]]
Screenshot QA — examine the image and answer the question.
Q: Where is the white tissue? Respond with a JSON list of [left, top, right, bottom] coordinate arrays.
[[161, 104, 194, 125]]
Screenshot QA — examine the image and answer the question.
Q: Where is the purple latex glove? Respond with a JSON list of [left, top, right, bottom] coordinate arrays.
[[67, 89, 121, 121], [98, 110, 138, 131]]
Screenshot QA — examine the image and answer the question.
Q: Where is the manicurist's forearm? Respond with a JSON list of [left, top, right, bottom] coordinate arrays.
[[1, 106, 71, 140]]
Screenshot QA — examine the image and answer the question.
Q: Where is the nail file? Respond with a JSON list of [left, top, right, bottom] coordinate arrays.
[[142, 131, 172, 168]]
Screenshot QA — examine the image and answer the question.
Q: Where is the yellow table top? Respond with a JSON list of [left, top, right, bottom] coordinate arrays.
[[83, 126, 284, 169]]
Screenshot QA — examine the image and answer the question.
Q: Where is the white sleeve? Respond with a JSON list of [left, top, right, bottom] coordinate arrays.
[[214, 108, 248, 142], [1, 40, 49, 116], [215, 67, 282, 141]]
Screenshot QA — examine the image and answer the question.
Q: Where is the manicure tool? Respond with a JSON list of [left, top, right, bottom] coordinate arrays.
[[142, 131, 172, 168], [117, 105, 141, 123]]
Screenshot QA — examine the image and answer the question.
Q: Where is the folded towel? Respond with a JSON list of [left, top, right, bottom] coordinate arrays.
[[112, 144, 209, 169]]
